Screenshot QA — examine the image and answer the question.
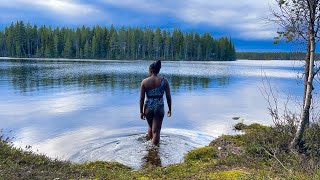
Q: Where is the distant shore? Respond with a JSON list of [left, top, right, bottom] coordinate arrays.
[[0, 56, 300, 62], [236, 52, 316, 60], [0, 57, 136, 62], [0, 57, 239, 62]]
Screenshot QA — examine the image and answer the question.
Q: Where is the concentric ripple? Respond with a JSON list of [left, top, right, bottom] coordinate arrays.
[[69, 128, 214, 169]]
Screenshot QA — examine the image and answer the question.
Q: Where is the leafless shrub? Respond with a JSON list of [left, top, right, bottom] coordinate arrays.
[[259, 74, 299, 129], [0, 129, 13, 144]]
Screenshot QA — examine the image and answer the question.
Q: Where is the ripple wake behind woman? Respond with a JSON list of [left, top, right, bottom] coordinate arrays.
[[140, 60, 172, 145]]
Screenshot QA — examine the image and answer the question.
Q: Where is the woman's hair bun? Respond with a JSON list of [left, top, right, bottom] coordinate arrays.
[[155, 60, 161, 69], [149, 60, 161, 74]]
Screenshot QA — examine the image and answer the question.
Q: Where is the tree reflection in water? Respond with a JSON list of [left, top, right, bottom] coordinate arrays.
[[0, 59, 231, 95], [142, 146, 162, 168]]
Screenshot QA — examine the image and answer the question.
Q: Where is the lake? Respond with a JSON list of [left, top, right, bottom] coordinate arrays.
[[0, 59, 305, 169]]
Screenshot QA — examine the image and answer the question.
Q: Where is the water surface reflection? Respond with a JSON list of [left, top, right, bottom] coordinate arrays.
[[0, 60, 230, 95], [0, 59, 305, 168]]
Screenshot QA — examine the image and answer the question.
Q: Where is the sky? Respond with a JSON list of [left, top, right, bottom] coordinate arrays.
[[0, 0, 303, 52]]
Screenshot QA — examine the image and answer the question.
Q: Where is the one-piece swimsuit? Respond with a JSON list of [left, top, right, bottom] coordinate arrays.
[[145, 78, 165, 110]]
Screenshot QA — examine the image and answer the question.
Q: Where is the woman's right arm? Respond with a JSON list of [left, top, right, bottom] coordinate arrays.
[[165, 79, 172, 117], [140, 81, 146, 120]]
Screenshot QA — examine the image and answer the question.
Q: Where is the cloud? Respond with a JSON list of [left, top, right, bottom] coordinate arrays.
[[0, 0, 109, 25], [0, 91, 99, 121], [99, 0, 278, 40], [32, 0, 99, 16], [99, 0, 172, 12], [0, 0, 281, 40]]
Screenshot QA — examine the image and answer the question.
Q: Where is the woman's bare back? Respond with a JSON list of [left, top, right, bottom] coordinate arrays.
[[142, 76, 164, 90]]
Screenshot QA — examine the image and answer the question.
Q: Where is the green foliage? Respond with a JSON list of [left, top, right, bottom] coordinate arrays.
[[233, 122, 269, 131], [303, 123, 320, 159], [0, 21, 236, 61], [208, 170, 250, 179], [0, 136, 132, 179], [235, 123, 292, 157], [83, 40, 91, 58], [63, 38, 72, 58], [233, 122, 247, 131], [185, 146, 218, 162], [1, 123, 320, 179]]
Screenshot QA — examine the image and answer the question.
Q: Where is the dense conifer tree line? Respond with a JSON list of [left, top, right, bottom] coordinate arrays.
[[237, 52, 320, 60], [0, 21, 236, 61]]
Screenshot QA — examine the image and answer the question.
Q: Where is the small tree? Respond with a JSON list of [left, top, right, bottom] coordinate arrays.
[[271, 0, 320, 150]]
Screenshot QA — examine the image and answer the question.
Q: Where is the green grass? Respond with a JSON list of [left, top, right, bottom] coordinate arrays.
[[0, 140, 131, 179], [1, 123, 320, 179]]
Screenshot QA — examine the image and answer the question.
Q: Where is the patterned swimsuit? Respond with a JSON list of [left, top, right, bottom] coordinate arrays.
[[145, 78, 165, 110]]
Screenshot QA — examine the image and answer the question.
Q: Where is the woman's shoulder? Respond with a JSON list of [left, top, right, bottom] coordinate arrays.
[[164, 77, 169, 81], [141, 77, 149, 85], [142, 77, 155, 84], [159, 76, 169, 84]]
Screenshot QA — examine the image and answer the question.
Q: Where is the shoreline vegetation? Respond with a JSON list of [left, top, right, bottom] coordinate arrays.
[[0, 21, 236, 61], [237, 52, 320, 60], [0, 56, 309, 62], [1, 123, 320, 179]]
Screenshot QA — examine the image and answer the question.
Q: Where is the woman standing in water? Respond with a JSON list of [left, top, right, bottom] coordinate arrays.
[[140, 60, 172, 145]]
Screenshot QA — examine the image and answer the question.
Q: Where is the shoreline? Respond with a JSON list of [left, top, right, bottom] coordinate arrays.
[[0, 56, 301, 62], [1, 123, 319, 179], [0, 56, 248, 62]]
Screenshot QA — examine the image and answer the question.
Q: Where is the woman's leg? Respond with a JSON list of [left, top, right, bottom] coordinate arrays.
[[144, 107, 154, 140], [152, 106, 165, 145]]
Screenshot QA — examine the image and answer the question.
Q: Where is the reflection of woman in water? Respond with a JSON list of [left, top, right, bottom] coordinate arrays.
[[140, 60, 172, 145], [142, 147, 162, 167]]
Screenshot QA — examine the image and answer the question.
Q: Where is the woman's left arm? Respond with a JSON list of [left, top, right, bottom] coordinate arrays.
[[164, 79, 172, 117], [140, 81, 146, 120]]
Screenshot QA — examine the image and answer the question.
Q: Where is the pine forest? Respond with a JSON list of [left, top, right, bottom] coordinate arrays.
[[0, 21, 236, 61]]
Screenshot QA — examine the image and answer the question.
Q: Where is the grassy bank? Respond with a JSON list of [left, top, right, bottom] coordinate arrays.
[[1, 123, 320, 179]]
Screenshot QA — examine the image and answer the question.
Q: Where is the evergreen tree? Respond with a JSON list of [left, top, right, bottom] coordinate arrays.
[[91, 35, 98, 58], [153, 27, 162, 59], [45, 45, 51, 58], [53, 34, 59, 58], [84, 40, 91, 59], [0, 21, 237, 61], [109, 26, 118, 59], [63, 38, 72, 58], [0, 32, 5, 56]]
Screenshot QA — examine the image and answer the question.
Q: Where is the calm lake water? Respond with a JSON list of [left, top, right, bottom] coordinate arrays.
[[0, 59, 305, 169]]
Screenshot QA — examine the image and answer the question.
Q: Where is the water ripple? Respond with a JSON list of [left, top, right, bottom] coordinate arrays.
[[69, 128, 214, 169]]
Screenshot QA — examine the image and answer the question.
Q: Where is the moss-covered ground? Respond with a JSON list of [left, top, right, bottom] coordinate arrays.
[[1, 123, 320, 179]]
